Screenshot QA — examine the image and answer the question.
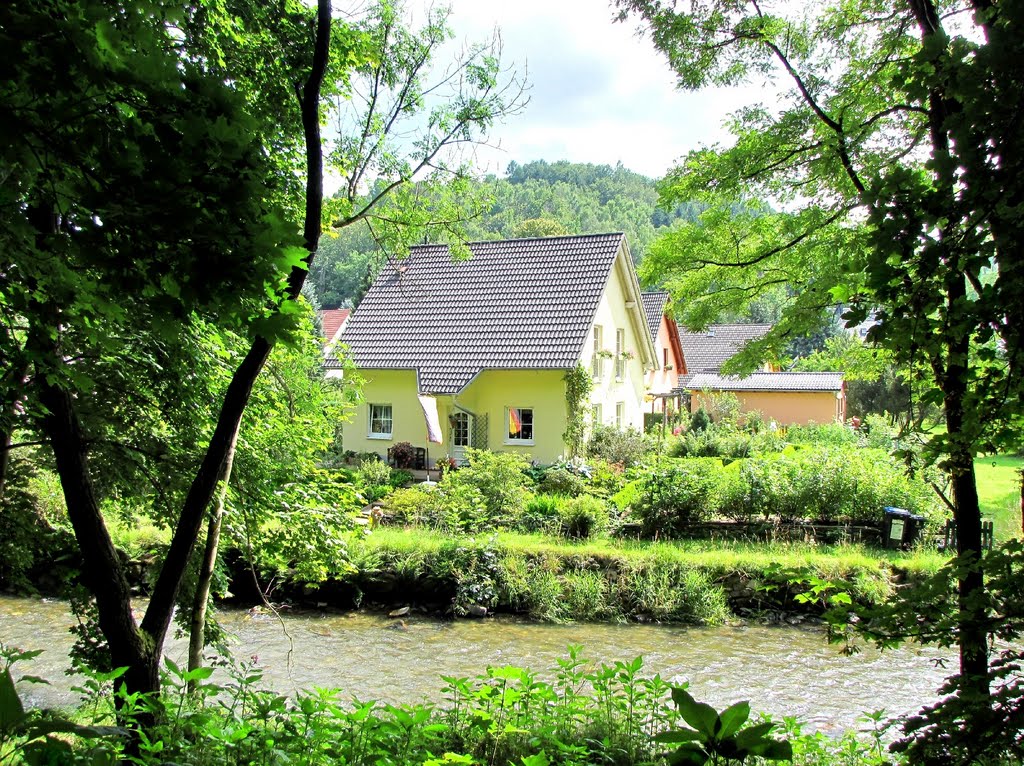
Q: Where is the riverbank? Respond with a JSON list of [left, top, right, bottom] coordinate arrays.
[[226, 529, 947, 624]]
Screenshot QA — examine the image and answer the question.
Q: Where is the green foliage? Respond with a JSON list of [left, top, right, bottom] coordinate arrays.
[[357, 457, 393, 490], [519, 494, 566, 533], [562, 364, 593, 459], [689, 409, 711, 433], [634, 459, 722, 536], [557, 496, 611, 540], [655, 686, 792, 765], [538, 468, 586, 498], [446, 448, 532, 520], [587, 425, 653, 468]]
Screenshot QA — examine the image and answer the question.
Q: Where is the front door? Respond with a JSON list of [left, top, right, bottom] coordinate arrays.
[[450, 411, 472, 464]]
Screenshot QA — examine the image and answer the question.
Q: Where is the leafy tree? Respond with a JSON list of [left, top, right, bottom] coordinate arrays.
[[618, 0, 1024, 745], [2, 0, 522, 703]]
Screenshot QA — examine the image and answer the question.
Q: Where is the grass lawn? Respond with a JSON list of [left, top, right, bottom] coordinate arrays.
[[976, 455, 1023, 541]]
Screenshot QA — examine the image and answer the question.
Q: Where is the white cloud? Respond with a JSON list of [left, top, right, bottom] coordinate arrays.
[[435, 0, 768, 179]]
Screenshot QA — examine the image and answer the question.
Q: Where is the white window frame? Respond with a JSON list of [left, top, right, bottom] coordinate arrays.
[[615, 328, 626, 380], [592, 324, 604, 380], [505, 406, 535, 445], [592, 403, 603, 425], [368, 403, 393, 439], [615, 401, 625, 429]]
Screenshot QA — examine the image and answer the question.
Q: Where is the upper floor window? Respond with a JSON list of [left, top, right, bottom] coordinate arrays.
[[506, 407, 534, 444], [615, 328, 626, 380], [368, 403, 393, 439], [592, 324, 604, 379]]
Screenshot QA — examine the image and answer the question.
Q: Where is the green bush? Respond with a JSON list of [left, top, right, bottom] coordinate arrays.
[[421, 480, 488, 532], [785, 422, 859, 447], [356, 457, 392, 488], [689, 408, 711, 432], [633, 459, 722, 536], [587, 425, 652, 467], [518, 493, 564, 533], [450, 448, 532, 520], [558, 495, 611, 539], [381, 487, 430, 525], [538, 467, 586, 497]]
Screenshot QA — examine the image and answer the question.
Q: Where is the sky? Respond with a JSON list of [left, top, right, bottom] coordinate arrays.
[[429, 0, 767, 180]]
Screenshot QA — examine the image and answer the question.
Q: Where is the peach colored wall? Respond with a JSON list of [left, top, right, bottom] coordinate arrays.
[[645, 315, 683, 395], [690, 389, 845, 425]]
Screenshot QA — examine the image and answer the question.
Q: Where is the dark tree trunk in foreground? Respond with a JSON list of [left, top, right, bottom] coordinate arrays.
[[32, 0, 331, 703]]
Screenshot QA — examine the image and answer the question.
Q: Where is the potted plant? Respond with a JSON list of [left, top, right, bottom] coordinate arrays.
[[388, 441, 417, 469]]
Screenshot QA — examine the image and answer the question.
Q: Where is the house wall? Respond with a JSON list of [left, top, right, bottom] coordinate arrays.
[[342, 369, 423, 460], [451, 369, 569, 464], [645, 315, 682, 395], [584, 262, 649, 433], [690, 388, 846, 426], [344, 368, 573, 465]]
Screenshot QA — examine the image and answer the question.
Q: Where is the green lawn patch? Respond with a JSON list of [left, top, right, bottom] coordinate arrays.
[[976, 455, 1023, 541]]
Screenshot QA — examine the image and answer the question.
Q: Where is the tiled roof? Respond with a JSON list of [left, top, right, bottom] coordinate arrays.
[[330, 233, 628, 394], [684, 371, 845, 392], [640, 291, 669, 344], [320, 308, 350, 342], [678, 323, 772, 373]]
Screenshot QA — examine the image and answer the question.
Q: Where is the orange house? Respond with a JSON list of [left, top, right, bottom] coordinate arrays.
[[686, 371, 847, 425]]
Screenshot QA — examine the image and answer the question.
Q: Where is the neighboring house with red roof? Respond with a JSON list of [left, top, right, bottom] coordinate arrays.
[[319, 308, 350, 348], [327, 233, 657, 464], [639, 291, 686, 414], [677, 324, 846, 425]]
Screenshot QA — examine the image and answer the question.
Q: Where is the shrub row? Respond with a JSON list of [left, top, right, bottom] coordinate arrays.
[[632, 447, 940, 537]]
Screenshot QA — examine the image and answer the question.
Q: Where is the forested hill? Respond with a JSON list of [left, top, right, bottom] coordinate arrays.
[[309, 160, 702, 309]]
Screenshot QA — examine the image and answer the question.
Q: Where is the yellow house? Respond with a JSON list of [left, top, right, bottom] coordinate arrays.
[[328, 233, 657, 465]]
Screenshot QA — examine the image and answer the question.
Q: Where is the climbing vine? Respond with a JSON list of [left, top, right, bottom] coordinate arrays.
[[563, 364, 593, 458]]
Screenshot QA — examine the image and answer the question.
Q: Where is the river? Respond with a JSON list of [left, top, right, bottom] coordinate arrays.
[[0, 595, 952, 735]]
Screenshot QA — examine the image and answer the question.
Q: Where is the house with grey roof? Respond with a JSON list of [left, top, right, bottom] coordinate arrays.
[[328, 233, 658, 464], [676, 324, 847, 424]]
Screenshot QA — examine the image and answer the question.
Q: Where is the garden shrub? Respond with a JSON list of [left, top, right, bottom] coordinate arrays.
[[688, 407, 711, 432], [388, 469, 413, 488], [587, 425, 652, 467], [785, 422, 859, 447], [451, 448, 532, 520], [518, 493, 564, 533], [584, 457, 629, 497], [356, 457, 392, 488], [382, 487, 430, 526], [558, 495, 611, 539], [633, 458, 722, 537], [538, 466, 586, 497], [420, 481, 488, 532]]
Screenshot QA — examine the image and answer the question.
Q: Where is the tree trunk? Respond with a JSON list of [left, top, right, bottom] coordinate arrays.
[[187, 426, 240, 688], [943, 294, 991, 704], [35, 376, 158, 699]]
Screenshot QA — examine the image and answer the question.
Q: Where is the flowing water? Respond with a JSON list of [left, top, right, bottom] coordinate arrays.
[[0, 595, 952, 734]]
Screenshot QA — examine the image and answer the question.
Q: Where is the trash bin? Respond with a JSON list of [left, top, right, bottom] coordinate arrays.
[[907, 514, 927, 546], [883, 507, 911, 549]]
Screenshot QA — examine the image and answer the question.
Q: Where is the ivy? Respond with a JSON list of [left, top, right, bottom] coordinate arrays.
[[563, 364, 593, 459]]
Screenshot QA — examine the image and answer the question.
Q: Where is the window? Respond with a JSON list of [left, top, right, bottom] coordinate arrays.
[[592, 403, 602, 425], [592, 324, 604, 379], [506, 407, 534, 444], [615, 328, 626, 380], [368, 403, 393, 438], [663, 348, 670, 369], [451, 412, 470, 447], [615, 402, 625, 429]]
